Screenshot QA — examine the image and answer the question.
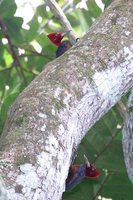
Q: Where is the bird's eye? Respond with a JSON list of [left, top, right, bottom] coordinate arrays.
[[90, 166, 95, 171], [55, 33, 58, 37]]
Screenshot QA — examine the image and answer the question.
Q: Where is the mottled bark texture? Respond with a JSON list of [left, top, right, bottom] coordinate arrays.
[[122, 90, 133, 183], [0, 0, 133, 199]]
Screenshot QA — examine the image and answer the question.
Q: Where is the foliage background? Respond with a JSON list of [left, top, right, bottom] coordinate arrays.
[[0, 0, 132, 199]]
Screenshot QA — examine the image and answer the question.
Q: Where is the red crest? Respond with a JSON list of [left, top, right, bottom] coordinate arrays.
[[47, 32, 64, 46]]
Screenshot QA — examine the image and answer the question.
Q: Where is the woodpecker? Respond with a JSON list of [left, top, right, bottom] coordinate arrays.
[[66, 155, 100, 191], [47, 31, 72, 57]]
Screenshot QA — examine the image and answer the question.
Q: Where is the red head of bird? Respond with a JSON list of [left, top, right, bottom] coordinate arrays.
[[47, 31, 71, 46], [66, 155, 100, 191], [47, 31, 72, 57], [84, 154, 100, 178]]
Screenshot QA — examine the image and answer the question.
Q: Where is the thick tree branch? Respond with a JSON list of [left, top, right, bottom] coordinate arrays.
[[0, 0, 133, 199], [122, 89, 133, 183]]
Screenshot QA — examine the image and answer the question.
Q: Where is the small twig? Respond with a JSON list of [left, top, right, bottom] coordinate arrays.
[[13, 45, 54, 60], [0, 18, 27, 85], [0, 65, 13, 73], [23, 49, 54, 60], [19, 52, 54, 60], [91, 172, 113, 200], [41, 1, 75, 30], [0, 64, 12, 100], [116, 101, 128, 119], [45, 0, 77, 45], [93, 129, 119, 163], [21, 67, 39, 76]]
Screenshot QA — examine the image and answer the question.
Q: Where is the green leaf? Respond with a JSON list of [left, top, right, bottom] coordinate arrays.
[[63, 179, 99, 200], [22, 15, 39, 42], [66, 13, 80, 28], [0, 92, 19, 133], [101, 173, 133, 199], [96, 140, 126, 172], [68, 6, 94, 33], [102, 0, 113, 9], [36, 4, 49, 18], [3, 49, 13, 66], [0, 40, 5, 65], [0, 0, 17, 19], [4, 17, 23, 43], [87, 0, 102, 18]]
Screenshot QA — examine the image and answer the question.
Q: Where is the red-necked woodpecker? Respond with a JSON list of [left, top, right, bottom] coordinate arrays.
[[47, 31, 72, 57], [66, 155, 100, 191]]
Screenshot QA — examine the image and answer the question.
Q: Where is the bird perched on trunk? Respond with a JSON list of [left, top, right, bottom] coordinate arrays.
[[65, 155, 100, 191], [47, 31, 72, 57]]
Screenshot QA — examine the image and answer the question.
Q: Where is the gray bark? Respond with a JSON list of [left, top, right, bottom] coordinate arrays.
[[0, 0, 133, 199], [122, 90, 133, 183]]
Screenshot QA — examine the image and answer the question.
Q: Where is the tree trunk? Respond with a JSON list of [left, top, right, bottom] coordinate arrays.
[[0, 0, 133, 199], [122, 90, 133, 183]]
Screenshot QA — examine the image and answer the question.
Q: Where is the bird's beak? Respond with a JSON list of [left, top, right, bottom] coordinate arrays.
[[61, 30, 71, 37], [84, 154, 91, 167]]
